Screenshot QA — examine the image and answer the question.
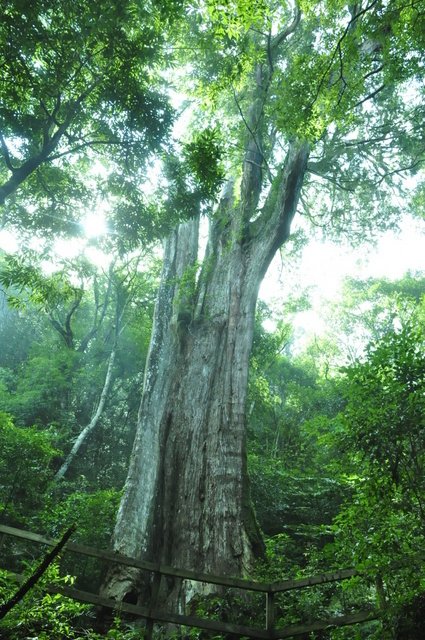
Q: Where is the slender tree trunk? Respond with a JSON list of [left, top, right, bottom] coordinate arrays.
[[101, 135, 309, 609], [55, 347, 116, 481], [55, 272, 127, 481]]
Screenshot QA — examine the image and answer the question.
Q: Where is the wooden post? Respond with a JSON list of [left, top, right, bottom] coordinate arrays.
[[145, 570, 162, 640], [266, 590, 275, 636], [376, 573, 393, 640]]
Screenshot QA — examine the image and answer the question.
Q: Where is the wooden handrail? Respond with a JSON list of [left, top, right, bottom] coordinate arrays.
[[0, 523, 384, 639], [0, 524, 361, 593], [4, 571, 378, 640]]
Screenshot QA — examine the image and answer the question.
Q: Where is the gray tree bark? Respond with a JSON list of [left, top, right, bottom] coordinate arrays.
[[101, 145, 308, 608], [101, 39, 309, 611]]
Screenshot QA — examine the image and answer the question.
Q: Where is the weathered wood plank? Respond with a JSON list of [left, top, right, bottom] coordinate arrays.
[[272, 610, 379, 639], [154, 564, 271, 592], [0, 524, 270, 592], [1, 572, 271, 638], [271, 568, 360, 593], [0, 524, 61, 548], [1, 523, 420, 606], [5, 572, 378, 640], [266, 591, 275, 631], [39, 582, 273, 639], [145, 570, 162, 640], [0, 525, 76, 619]]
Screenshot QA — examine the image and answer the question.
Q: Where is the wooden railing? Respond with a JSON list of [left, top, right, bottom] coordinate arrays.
[[0, 523, 379, 639]]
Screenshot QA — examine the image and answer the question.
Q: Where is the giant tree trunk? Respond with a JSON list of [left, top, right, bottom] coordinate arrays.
[[101, 136, 309, 609], [100, 24, 309, 608]]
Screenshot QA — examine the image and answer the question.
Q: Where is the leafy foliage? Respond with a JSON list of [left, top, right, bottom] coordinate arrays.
[[342, 325, 425, 490], [0, 412, 59, 526], [183, 127, 225, 200], [332, 314, 425, 565], [0, 565, 90, 640], [0, 0, 182, 233], [0, 254, 81, 311]]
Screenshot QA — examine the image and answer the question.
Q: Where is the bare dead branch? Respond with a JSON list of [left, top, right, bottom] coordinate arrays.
[[0, 524, 76, 620]]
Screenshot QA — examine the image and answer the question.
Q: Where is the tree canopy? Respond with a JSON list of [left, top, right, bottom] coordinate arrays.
[[0, 0, 182, 238]]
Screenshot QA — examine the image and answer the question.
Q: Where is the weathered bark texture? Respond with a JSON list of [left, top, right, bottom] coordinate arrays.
[[101, 33, 309, 612], [101, 148, 308, 607]]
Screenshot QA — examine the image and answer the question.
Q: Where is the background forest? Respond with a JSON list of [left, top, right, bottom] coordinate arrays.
[[0, 0, 425, 638]]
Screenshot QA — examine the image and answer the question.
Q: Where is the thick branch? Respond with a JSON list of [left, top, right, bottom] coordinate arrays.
[[253, 140, 310, 275], [0, 151, 50, 205], [270, 6, 301, 53], [0, 82, 99, 206], [233, 9, 303, 233], [271, 141, 310, 252], [48, 315, 74, 349], [0, 131, 15, 172], [63, 290, 83, 348]]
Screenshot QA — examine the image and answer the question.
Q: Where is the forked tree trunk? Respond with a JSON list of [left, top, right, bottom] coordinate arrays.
[[101, 138, 309, 610]]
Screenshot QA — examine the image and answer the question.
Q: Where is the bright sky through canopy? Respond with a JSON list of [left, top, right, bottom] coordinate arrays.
[[259, 215, 425, 340], [1, 215, 424, 335]]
